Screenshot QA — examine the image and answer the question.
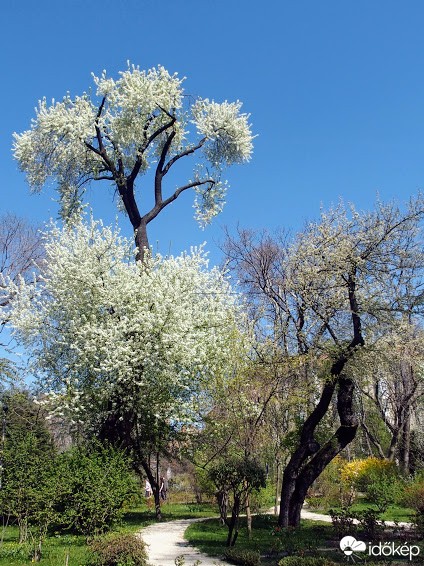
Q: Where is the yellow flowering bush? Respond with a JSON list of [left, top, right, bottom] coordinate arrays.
[[340, 457, 396, 491]]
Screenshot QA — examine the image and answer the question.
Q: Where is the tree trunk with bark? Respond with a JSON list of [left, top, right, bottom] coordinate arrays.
[[278, 366, 359, 527]]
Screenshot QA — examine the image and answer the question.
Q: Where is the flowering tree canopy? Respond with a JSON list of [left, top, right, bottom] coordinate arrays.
[[6, 218, 244, 428], [5, 218, 248, 517], [13, 64, 254, 260]]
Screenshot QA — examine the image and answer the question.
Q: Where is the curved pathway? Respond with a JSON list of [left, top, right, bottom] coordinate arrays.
[[138, 509, 412, 565], [139, 517, 230, 565]]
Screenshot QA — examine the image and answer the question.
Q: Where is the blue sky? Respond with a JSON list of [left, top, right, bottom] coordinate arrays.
[[2, 0, 424, 266]]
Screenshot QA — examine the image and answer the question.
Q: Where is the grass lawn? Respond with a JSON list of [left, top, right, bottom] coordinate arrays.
[[185, 515, 342, 564], [306, 497, 416, 523], [0, 501, 217, 565], [185, 514, 424, 565]]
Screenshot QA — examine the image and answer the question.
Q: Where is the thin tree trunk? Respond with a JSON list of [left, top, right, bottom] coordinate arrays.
[[226, 496, 240, 547], [274, 460, 280, 516], [245, 494, 252, 539], [400, 407, 411, 474]]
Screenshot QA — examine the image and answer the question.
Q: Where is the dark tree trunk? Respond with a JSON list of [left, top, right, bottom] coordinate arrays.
[[135, 221, 149, 262], [217, 489, 229, 525], [279, 372, 359, 527], [226, 495, 240, 547], [400, 406, 411, 474], [141, 460, 162, 520]]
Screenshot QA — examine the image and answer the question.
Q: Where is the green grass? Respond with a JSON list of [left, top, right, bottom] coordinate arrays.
[[185, 514, 424, 565], [346, 501, 414, 523], [0, 501, 218, 565], [0, 526, 89, 566], [185, 515, 341, 564], [311, 500, 415, 523]]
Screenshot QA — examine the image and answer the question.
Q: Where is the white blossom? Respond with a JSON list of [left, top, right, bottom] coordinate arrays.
[[13, 64, 254, 229], [6, 218, 246, 426]]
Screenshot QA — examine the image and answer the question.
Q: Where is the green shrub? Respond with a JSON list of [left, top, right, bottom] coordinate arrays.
[[354, 508, 384, 539], [248, 482, 275, 513], [89, 532, 149, 566], [57, 442, 138, 536], [278, 558, 337, 566], [364, 472, 403, 513], [402, 478, 424, 513], [329, 508, 356, 537], [307, 456, 353, 509], [0, 542, 32, 560], [223, 547, 261, 566]]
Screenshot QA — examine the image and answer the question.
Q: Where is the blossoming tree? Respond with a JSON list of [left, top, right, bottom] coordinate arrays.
[[13, 64, 254, 260], [6, 218, 246, 517], [225, 196, 424, 527]]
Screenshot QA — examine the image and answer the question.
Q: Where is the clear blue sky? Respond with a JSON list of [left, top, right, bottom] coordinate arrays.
[[2, 0, 424, 266]]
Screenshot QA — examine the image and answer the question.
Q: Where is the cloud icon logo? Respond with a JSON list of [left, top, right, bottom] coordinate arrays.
[[340, 536, 367, 556]]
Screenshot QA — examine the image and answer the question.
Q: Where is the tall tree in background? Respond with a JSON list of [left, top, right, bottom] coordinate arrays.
[[225, 196, 424, 527], [13, 64, 254, 260], [355, 323, 424, 472], [0, 214, 43, 383]]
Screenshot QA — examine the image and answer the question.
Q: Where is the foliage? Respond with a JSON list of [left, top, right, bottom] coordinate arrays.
[[223, 547, 261, 565], [307, 456, 353, 509], [13, 63, 254, 234], [339, 457, 401, 512], [0, 390, 57, 549], [208, 458, 266, 499], [354, 508, 385, 539], [402, 476, 424, 513], [402, 476, 424, 538], [89, 532, 148, 566], [55, 443, 137, 537], [328, 508, 356, 537], [340, 457, 396, 490], [7, 218, 244, 431]]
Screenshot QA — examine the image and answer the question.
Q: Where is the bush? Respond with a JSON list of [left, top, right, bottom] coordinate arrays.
[[224, 547, 261, 566], [57, 442, 138, 536], [278, 558, 337, 566], [354, 508, 385, 539], [402, 478, 424, 513], [329, 508, 356, 537], [307, 456, 353, 509], [402, 476, 424, 538], [89, 532, 149, 566], [248, 482, 275, 513], [341, 457, 401, 512]]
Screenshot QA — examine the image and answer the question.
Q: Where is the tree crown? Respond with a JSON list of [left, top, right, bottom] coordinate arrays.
[[13, 63, 254, 228]]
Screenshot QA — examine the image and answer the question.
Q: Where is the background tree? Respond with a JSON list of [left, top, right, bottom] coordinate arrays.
[[13, 64, 254, 260], [0, 214, 43, 384], [208, 457, 266, 547], [225, 196, 424, 527], [354, 323, 424, 472]]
